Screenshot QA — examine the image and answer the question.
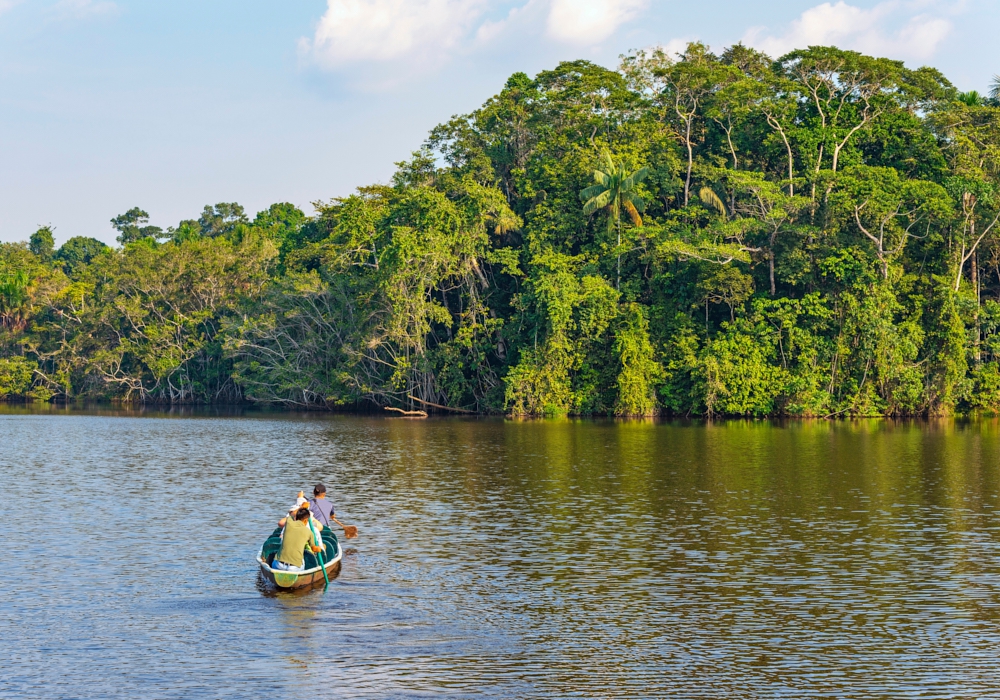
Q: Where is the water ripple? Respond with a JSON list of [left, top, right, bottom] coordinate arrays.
[[2, 413, 1000, 697]]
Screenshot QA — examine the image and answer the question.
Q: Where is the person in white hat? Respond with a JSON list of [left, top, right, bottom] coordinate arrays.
[[277, 491, 326, 552]]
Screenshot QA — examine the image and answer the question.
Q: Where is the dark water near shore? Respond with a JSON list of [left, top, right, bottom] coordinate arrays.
[[3, 408, 1000, 698]]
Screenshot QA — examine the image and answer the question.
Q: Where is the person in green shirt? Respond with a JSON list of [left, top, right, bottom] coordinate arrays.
[[273, 507, 321, 571]]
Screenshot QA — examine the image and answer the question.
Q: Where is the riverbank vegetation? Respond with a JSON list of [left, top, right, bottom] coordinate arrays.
[[3, 44, 1000, 416]]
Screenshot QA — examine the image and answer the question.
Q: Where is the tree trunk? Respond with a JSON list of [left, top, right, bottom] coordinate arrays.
[[765, 114, 794, 196], [769, 229, 777, 296], [769, 250, 776, 296], [684, 121, 693, 207], [617, 216, 621, 291], [973, 250, 981, 364], [787, 151, 794, 196], [956, 219, 974, 292]]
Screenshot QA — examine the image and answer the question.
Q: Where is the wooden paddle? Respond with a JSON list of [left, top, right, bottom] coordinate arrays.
[[331, 515, 358, 539]]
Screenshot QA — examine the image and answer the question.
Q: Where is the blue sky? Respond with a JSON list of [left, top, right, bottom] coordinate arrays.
[[0, 0, 996, 244]]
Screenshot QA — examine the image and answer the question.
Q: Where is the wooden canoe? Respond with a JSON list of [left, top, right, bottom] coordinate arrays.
[[256, 525, 343, 589]]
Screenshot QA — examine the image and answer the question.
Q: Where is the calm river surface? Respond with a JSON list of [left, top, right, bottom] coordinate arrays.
[[3, 408, 1000, 698]]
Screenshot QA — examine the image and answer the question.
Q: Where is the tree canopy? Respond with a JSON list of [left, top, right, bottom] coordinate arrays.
[[3, 43, 1000, 417]]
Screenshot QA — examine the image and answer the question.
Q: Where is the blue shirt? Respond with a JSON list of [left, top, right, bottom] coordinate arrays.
[[308, 497, 335, 527]]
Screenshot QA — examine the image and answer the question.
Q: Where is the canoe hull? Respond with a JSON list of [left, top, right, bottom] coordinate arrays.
[[257, 549, 342, 589]]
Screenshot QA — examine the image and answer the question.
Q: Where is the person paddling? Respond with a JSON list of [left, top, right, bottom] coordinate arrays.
[[272, 506, 322, 572], [309, 483, 359, 539], [308, 483, 335, 528]]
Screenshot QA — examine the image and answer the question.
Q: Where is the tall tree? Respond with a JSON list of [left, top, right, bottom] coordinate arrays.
[[55, 237, 109, 274], [111, 208, 163, 246], [29, 226, 55, 261], [622, 43, 733, 206], [199, 203, 248, 238], [778, 47, 927, 174]]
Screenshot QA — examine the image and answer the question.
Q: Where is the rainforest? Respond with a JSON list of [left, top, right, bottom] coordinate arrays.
[[2, 43, 999, 417]]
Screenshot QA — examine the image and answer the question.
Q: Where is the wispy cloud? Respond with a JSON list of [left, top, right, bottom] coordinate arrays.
[[52, 0, 119, 20], [475, 0, 543, 46], [0, 0, 22, 16], [546, 0, 647, 45], [302, 0, 653, 74], [743, 1, 953, 62], [304, 0, 489, 69]]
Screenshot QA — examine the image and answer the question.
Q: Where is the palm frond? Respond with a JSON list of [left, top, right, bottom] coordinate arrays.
[[582, 190, 612, 215], [957, 91, 984, 107], [626, 192, 646, 213], [991, 75, 1000, 101], [600, 151, 616, 172], [622, 167, 650, 193], [581, 151, 651, 228], [699, 187, 728, 219], [624, 199, 643, 227], [490, 208, 521, 235]]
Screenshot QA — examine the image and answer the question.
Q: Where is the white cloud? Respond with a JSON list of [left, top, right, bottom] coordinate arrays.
[[0, 0, 22, 15], [52, 0, 118, 19], [475, 0, 543, 46], [305, 0, 489, 68], [743, 1, 952, 62], [546, 0, 647, 45], [301, 0, 654, 78]]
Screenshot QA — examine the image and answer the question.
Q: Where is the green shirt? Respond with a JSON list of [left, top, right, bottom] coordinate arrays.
[[277, 519, 313, 568]]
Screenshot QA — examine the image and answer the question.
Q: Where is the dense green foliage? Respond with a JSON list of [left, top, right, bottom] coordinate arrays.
[[4, 44, 1000, 416]]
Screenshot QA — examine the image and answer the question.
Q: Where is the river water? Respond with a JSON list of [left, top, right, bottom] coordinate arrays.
[[3, 408, 1000, 698]]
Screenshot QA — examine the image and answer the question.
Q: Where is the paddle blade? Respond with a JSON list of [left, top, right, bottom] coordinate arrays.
[[343, 525, 358, 539]]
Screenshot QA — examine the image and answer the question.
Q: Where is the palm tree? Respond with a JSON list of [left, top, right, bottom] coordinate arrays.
[[580, 151, 650, 289], [957, 90, 986, 107], [0, 269, 30, 332], [990, 75, 1000, 105]]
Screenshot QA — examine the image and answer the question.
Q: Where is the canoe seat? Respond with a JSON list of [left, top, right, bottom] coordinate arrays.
[[261, 527, 283, 565], [303, 527, 339, 569]]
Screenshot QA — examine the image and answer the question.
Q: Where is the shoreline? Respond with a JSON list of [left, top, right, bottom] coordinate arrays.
[[3, 399, 1000, 422]]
